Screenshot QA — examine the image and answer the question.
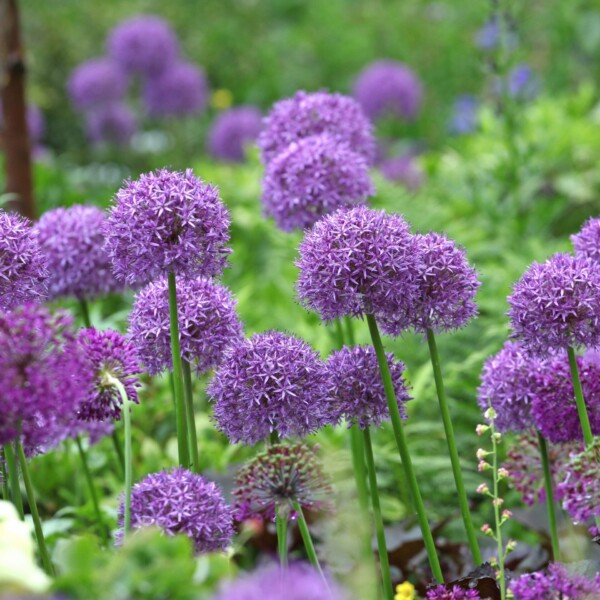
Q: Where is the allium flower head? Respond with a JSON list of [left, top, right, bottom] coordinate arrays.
[[0, 304, 90, 449], [233, 442, 333, 521], [449, 95, 479, 135], [257, 90, 376, 165], [353, 60, 423, 122], [327, 345, 410, 429], [213, 562, 347, 600], [507, 253, 600, 354], [296, 206, 421, 322], [262, 133, 374, 232], [43, 418, 114, 453], [107, 15, 179, 77], [572, 217, 600, 263], [208, 331, 335, 444], [379, 154, 423, 190], [86, 103, 136, 146], [104, 168, 231, 285], [208, 106, 262, 162], [143, 62, 208, 117], [118, 467, 234, 553], [128, 276, 243, 375], [68, 58, 128, 110], [426, 585, 481, 599], [0, 210, 47, 310], [76, 328, 140, 421], [35, 205, 123, 300]]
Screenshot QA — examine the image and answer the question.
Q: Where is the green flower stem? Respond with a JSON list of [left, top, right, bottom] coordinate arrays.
[[366, 313, 443, 583], [426, 328, 482, 565], [75, 435, 108, 544], [111, 430, 125, 478], [491, 428, 505, 600], [276, 507, 288, 567], [350, 427, 369, 512], [344, 316, 356, 346], [566, 346, 594, 447], [1, 453, 9, 501], [292, 501, 326, 581], [167, 272, 191, 468], [334, 319, 344, 348], [182, 361, 200, 473], [537, 431, 560, 561], [78, 297, 92, 328], [362, 427, 394, 600], [15, 440, 54, 575], [4, 443, 23, 518]]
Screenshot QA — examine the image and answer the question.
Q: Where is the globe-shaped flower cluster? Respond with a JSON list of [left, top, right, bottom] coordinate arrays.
[[571, 216, 600, 263], [208, 106, 263, 163], [68, 58, 128, 110], [86, 104, 137, 146]]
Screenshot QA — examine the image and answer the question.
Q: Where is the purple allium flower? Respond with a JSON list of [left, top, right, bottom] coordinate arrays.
[[572, 217, 600, 263], [42, 417, 114, 454], [426, 585, 481, 600], [0, 210, 48, 310], [507, 253, 600, 355], [76, 328, 140, 421], [296, 206, 421, 322], [213, 562, 347, 600], [118, 467, 234, 554], [379, 154, 423, 190], [233, 442, 333, 521], [257, 90, 376, 165], [530, 350, 600, 443], [326, 345, 410, 429], [143, 62, 208, 117], [68, 58, 128, 111], [86, 103, 136, 146], [449, 95, 479, 135], [127, 276, 243, 376], [104, 168, 231, 285], [208, 106, 262, 162], [107, 15, 179, 78], [352, 60, 423, 122], [0, 304, 90, 449], [35, 205, 123, 301], [510, 563, 600, 600], [380, 232, 480, 335], [208, 331, 335, 445], [262, 133, 374, 232]]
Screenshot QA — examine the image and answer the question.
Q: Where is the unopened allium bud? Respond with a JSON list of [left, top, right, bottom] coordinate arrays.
[[476, 483, 489, 495], [502, 510, 513, 520], [476, 448, 489, 460], [497, 467, 509, 480], [505, 539, 517, 554], [476, 424, 489, 436], [484, 407, 497, 421], [493, 432, 502, 443], [478, 460, 491, 472], [493, 498, 504, 508], [481, 523, 493, 536]]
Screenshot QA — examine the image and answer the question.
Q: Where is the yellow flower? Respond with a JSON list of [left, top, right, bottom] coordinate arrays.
[[395, 580, 416, 600], [211, 89, 233, 110]]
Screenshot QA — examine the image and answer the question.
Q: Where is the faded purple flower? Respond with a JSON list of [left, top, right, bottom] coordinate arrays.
[[572, 217, 600, 263], [327, 345, 410, 429], [507, 64, 538, 100], [257, 90, 376, 165], [379, 154, 423, 190], [118, 467, 234, 554], [353, 60, 422, 122], [426, 585, 481, 599], [104, 168, 231, 285], [208, 331, 336, 445], [449, 95, 479, 135], [35, 205, 123, 301], [68, 58, 128, 110], [262, 133, 374, 232], [507, 253, 600, 354], [107, 15, 179, 77], [128, 276, 243, 376], [86, 104, 136, 146], [208, 106, 262, 162], [143, 62, 208, 117], [43, 418, 114, 454], [475, 18, 500, 50], [0, 210, 47, 310], [296, 206, 421, 322]]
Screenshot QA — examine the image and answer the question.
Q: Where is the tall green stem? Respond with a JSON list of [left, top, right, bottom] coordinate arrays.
[[366, 314, 443, 583], [350, 427, 369, 512], [362, 427, 394, 600], [1, 453, 9, 501], [182, 361, 200, 473], [566, 346, 594, 447], [537, 431, 560, 561], [111, 430, 125, 478], [491, 430, 505, 600], [276, 507, 288, 567], [426, 329, 482, 565], [167, 272, 190, 468], [4, 443, 23, 518], [78, 297, 92, 328], [292, 501, 326, 581], [15, 440, 53, 575], [344, 316, 356, 346]]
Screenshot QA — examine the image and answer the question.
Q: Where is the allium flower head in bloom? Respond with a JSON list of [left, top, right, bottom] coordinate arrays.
[[68, 58, 128, 110], [257, 90, 376, 165], [327, 345, 410, 429], [0, 304, 90, 448], [143, 62, 208, 117], [128, 276, 243, 376], [35, 205, 123, 301], [233, 442, 333, 521], [77, 328, 140, 421], [118, 467, 234, 554], [86, 103, 136, 146], [0, 210, 47, 310], [426, 585, 481, 599], [353, 60, 423, 122], [571, 216, 600, 263], [262, 133, 374, 232], [507, 253, 600, 354], [104, 168, 231, 285], [107, 15, 179, 77], [296, 206, 421, 322], [379, 154, 423, 190], [213, 562, 347, 600], [208, 331, 335, 444], [208, 106, 262, 162]]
